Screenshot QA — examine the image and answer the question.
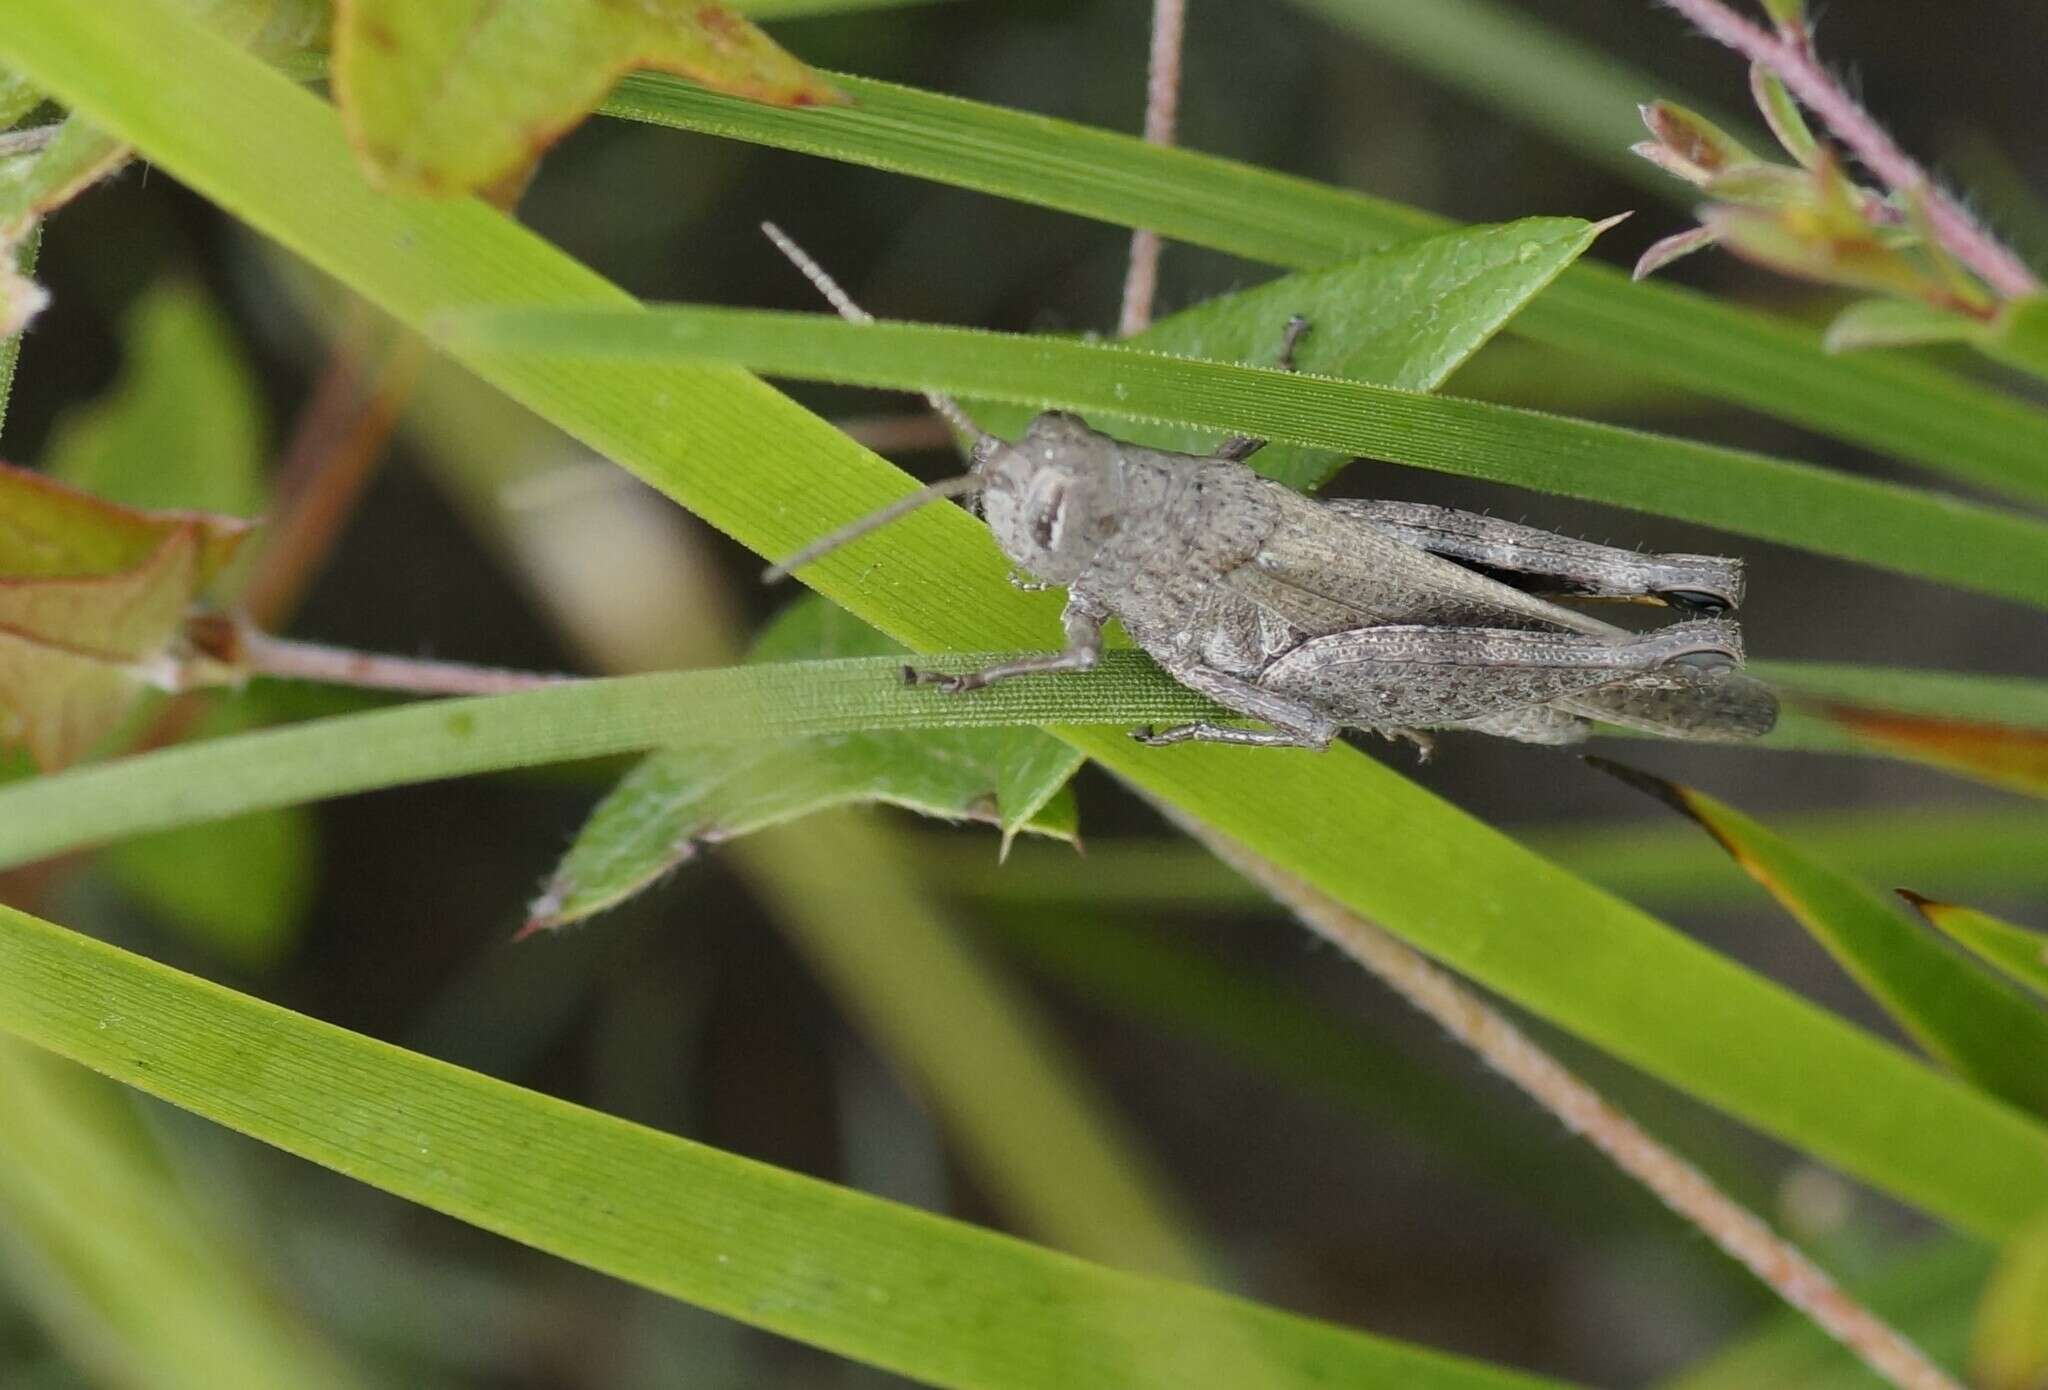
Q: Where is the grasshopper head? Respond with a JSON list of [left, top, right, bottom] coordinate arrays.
[[979, 412, 1125, 584]]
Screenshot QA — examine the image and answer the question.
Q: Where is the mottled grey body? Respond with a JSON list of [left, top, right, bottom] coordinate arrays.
[[961, 411, 1775, 750], [756, 221, 1774, 752]]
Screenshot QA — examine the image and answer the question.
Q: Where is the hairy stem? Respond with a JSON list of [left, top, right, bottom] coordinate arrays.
[[1660, 0, 2038, 298], [232, 626, 571, 695], [1156, 800, 1964, 1390], [1117, 0, 1187, 337]]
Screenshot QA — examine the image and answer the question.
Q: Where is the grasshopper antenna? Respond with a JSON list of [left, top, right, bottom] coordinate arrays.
[[759, 221, 996, 584]]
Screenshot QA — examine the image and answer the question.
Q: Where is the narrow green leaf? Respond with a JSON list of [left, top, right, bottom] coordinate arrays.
[[46, 280, 265, 516], [931, 804, 2048, 915], [1594, 759, 2048, 1117], [1099, 216, 1607, 490], [0, 67, 41, 127], [445, 305, 2048, 612], [0, 112, 127, 238], [596, 70, 2048, 506], [94, 698, 315, 968], [0, 903, 1570, 1390], [0, 223, 39, 430], [734, 811, 1209, 1282], [1760, 0, 1806, 31], [1640, 100, 1759, 180], [1980, 296, 2048, 383], [1824, 298, 1980, 354], [1750, 65, 1818, 170], [1973, 1214, 2048, 1390], [332, 0, 842, 195], [0, 656, 1219, 870], [1902, 897, 2048, 1006], [17, 0, 2048, 1244], [0, 1041, 369, 1390], [533, 597, 1081, 932]]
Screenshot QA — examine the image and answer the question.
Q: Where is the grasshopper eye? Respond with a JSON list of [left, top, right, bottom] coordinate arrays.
[[1662, 589, 1731, 615]]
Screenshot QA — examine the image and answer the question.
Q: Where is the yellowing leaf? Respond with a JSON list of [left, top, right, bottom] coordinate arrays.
[[333, 0, 843, 195], [0, 463, 250, 768], [1819, 703, 2048, 799]]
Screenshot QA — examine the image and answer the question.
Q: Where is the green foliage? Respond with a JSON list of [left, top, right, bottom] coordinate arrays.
[[1973, 1215, 2048, 1390], [1594, 761, 2048, 1116], [532, 596, 1081, 933], [331, 0, 840, 195], [1905, 898, 2048, 1006], [0, 901, 1568, 1390]]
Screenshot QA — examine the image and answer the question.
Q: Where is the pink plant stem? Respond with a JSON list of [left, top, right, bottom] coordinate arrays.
[[1117, 0, 1187, 337], [234, 626, 572, 696], [1157, 802, 1965, 1390], [1661, 0, 2038, 298]]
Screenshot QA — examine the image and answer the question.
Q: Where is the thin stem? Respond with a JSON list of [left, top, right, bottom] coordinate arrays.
[[233, 626, 572, 696], [1660, 0, 2038, 298], [1153, 799, 1965, 1390], [243, 316, 422, 626], [1117, 0, 1188, 337]]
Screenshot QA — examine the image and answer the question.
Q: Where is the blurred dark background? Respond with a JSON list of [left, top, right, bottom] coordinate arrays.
[[5, 2, 2047, 1386]]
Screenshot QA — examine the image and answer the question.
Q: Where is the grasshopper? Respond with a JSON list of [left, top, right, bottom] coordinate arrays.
[[760, 224, 1776, 752]]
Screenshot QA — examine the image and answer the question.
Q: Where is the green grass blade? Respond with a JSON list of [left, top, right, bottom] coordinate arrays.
[[1280, 0, 1763, 197], [14, 0, 2048, 1244], [0, 1043, 371, 1390], [597, 70, 2048, 505], [735, 811, 1212, 1282], [1904, 898, 2048, 1006], [0, 224, 39, 441], [0, 656, 1221, 871], [929, 804, 2048, 914], [0, 903, 1569, 1390], [446, 306, 2048, 611], [1594, 761, 2048, 1117]]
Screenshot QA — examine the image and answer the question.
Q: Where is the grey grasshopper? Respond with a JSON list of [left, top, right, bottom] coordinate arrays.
[[761, 224, 1777, 753]]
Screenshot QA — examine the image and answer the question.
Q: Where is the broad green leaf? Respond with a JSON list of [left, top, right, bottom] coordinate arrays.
[[1981, 297, 2048, 383], [332, 0, 842, 195], [444, 306, 2048, 612], [733, 811, 1208, 1282], [95, 698, 315, 969], [0, 1040, 368, 1390], [0, 464, 251, 768], [0, 68, 40, 127], [596, 69, 2048, 506], [18, 0, 2048, 1246], [1593, 760, 2048, 1117], [1112, 216, 1609, 490], [0, 902, 1571, 1390], [1824, 298, 1980, 353], [532, 596, 1081, 932], [1658, 1239, 1985, 1390], [1902, 896, 2048, 1005], [46, 281, 265, 516], [1973, 1214, 2048, 1390]]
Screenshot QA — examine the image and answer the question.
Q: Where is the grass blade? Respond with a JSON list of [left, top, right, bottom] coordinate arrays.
[[445, 305, 2048, 611], [0, 903, 1569, 1390], [599, 70, 2048, 505], [1594, 760, 2048, 1117], [0, 655, 1220, 871], [12, 0, 2048, 1245], [1902, 897, 2048, 1006]]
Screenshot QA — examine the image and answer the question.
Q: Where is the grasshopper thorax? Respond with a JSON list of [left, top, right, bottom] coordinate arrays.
[[979, 411, 1126, 585]]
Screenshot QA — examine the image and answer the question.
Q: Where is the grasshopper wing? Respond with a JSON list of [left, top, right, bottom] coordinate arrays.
[[1225, 486, 1619, 638]]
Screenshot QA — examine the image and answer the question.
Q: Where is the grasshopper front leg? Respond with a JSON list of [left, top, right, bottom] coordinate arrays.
[[904, 593, 1107, 693]]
